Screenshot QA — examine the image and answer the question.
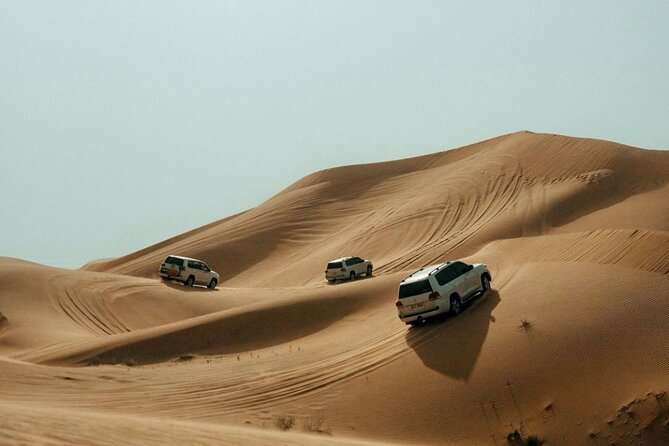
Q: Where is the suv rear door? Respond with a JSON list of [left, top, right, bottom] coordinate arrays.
[[163, 256, 184, 277], [351, 257, 366, 276], [187, 260, 204, 284], [451, 262, 478, 297], [435, 264, 467, 297], [397, 279, 436, 316]]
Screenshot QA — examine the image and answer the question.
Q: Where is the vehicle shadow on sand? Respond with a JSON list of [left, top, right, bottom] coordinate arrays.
[[405, 290, 500, 381], [326, 275, 374, 285], [160, 279, 219, 293]]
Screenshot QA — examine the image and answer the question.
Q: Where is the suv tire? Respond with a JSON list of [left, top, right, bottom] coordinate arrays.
[[349, 271, 356, 281], [185, 276, 195, 287], [366, 265, 373, 276], [208, 278, 217, 290], [450, 295, 462, 315], [481, 275, 490, 293]]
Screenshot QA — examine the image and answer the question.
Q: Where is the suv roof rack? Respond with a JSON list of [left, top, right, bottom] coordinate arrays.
[[428, 261, 451, 275]]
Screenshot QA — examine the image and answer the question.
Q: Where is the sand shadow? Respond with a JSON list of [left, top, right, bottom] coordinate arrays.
[[405, 290, 500, 381], [326, 275, 375, 285], [161, 279, 219, 293]]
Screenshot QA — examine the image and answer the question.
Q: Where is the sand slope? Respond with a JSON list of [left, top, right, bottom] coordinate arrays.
[[1, 132, 668, 445]]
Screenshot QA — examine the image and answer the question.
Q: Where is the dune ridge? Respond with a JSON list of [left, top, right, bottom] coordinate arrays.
[[1, 131, 668, 445]]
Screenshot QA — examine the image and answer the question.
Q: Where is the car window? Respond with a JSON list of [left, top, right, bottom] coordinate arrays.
[[452, 262, 470, 276], [399, 280, 433, 299], [435, 265, 458, 286], [165, 256, 184, 266], [327, 261, 343, 269], [345, 259, 355, 266], [201, 263, 210, 272], [187, 260, 200, 269]]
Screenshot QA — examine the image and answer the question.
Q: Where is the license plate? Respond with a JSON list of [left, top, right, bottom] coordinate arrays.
[[411, 302, 425, 310]]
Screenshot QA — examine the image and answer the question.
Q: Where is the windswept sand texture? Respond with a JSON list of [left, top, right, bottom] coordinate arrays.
[[1, 132, 668, 445]]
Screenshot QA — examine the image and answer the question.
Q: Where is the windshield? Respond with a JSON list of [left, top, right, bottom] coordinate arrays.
[[327, 262, 343, 269], [398, 280, 433, 299]]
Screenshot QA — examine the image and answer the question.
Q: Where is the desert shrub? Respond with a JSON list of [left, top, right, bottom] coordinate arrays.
[[303, 416, 331, 435], [505, 431, 543, 445], [525, 435, 544, 446], [274, 415, 295, 431]]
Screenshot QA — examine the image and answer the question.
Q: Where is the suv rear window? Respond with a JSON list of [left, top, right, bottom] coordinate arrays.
[[165, 256, 184, 266], [327, 262, 343, 269], [399, 280, 433, 299]]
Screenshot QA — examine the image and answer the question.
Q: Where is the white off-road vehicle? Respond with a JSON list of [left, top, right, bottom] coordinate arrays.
[[395, 260, 491, 326], [159, 255, 219, 289], [325, 256, 373, 282]]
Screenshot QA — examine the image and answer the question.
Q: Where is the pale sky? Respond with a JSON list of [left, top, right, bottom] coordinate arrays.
[[1, 1, 668, 268]]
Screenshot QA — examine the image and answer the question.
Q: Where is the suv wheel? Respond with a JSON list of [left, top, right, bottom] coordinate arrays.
[[349, 271, 356, 281], [208, 278, 217, 290], [481, 276, 490, 293], [450, 296, 462, 315], [185, 276, 195, 287], [366, 265, 373, 276]]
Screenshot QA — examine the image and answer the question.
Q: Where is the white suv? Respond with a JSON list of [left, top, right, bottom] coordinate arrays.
[[159, 255, 220, 289], [395, 260, 491, 326], [325, 256, 373, 282]]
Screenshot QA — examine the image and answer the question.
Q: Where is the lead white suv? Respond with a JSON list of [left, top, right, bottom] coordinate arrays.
[[159, 255, 220, 289], [325, 256, 373, 282], [395, 260, 491, 326]]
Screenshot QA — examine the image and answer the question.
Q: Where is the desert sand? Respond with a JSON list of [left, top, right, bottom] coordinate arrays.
[[1, 131, 668, 445]]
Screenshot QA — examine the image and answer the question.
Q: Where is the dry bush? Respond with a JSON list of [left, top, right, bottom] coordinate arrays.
[[525, 435, 544, 446], [519, 319, 533, 332], [274, 415, 295, 431], [303, 416, 331, 435]]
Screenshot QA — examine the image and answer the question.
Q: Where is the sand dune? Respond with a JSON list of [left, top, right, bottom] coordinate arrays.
[[1, 131, 668, 445]]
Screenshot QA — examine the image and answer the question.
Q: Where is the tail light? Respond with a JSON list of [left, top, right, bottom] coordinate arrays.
[[395, 301, 403, 307], [428, 291, 440, 301], [340, 268, 346, 272]]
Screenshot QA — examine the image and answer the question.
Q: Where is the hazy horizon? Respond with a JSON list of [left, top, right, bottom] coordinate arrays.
[[2, 1, 668, 268]]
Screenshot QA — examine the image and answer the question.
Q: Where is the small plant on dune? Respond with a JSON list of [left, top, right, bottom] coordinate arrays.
[[123, 358, 138, 367], [303, 416, 331, 435], [177, 354, 195, 362], [505, 430, 544, 446], [519, 319, 533, 332], [525, 435, 544, 446], [274, 415, 295, 431]]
